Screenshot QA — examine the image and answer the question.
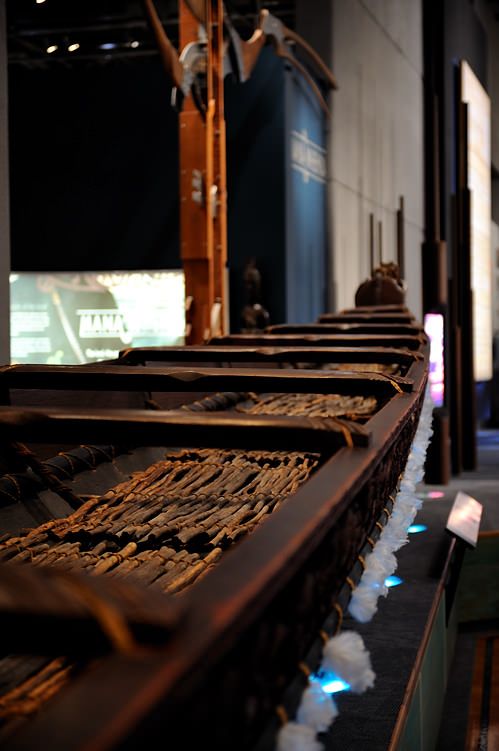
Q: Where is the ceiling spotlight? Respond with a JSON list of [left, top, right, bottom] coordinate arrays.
[[99, 43, 117, 50], [130, 40, 140, 48], [68, 43, 80, 52], [36, 0, 47, 4], [46, 45, 58, 54]]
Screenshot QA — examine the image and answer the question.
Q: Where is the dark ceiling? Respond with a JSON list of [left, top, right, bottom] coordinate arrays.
[[6, 0, 296, 70]]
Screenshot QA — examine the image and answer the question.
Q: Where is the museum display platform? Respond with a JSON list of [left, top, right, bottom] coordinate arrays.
[[322, 429, 499, 751]]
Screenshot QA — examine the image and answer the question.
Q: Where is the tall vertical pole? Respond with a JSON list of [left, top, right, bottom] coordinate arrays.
[[421, 0, 450, 483], [0, 0, 10, 363], [456, 93, 476, 471], [178, 0, 227, 344], [369, 213, 374, 273], [378, 220, 383, 265], [206, 0, 227, 337], [396, 195, 405, 280]]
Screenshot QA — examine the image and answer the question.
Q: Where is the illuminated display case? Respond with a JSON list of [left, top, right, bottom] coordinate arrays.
[[424, 312, 445, 408]]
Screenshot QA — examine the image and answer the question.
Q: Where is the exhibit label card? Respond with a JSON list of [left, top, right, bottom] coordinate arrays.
[[446, 491, 483, 548]]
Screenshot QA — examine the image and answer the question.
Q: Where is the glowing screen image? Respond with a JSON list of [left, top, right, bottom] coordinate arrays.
[[10, 270, 185, 365], [424, 312, 444, 407]]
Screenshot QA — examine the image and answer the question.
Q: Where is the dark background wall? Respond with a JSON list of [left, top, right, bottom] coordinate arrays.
[[224, 47, 285, 330], [443, 0, 489, 424], [424, 0, 491, 434], [442, 0, 487, 246], [8, 47, 289, 331], [9, 61, 181, 272]]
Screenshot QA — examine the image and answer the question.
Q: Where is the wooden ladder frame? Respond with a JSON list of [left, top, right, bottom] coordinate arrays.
[[179, 0, 228, 344]]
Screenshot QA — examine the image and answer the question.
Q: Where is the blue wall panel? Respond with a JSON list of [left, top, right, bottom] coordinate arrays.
[[285, 65, 328, 323]]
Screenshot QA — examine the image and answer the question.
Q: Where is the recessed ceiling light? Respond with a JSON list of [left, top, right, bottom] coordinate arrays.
[[46, 45, 58, 54], [68, 43, 80, 52]]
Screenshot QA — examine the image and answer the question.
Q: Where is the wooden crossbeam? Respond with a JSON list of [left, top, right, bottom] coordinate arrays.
[[0, 363, 414, 396], [0, 562, 184, 655], [0, 406, 370, 453], [117, 344, 421, 368]]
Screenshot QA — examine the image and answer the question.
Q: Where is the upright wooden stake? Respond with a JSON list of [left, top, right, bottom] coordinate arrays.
[[378, 220, 383, 265], [396, 195, 405, 280], [207, 0, 228, 337], [369, 213, 374, 273]]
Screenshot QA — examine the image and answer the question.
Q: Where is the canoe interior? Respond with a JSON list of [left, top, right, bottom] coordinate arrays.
[[0, 307, 430, 751]]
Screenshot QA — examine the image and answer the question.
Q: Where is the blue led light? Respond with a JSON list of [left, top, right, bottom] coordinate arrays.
[[322, 678, 350, 694], [408, 524, 427, 534], [385, 575, 403, 588], [313, 670, 350, 694]]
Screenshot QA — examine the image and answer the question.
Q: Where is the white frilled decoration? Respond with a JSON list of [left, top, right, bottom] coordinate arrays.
[[348, 387, 435, 622], [321, 631, 376, 692], [277, 722, 325, 751], [296, 679, 340, 730], [276, 388, 435, 751]]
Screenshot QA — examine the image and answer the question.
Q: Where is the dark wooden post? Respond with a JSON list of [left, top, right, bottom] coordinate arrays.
[[455, 87, 476, 471], [422, 0, 450, 482]]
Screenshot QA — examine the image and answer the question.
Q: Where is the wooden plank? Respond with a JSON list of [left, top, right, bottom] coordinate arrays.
[[0, 363, 414, 397], [341, 304, 409, 314], [318, 312, 415, 323], [466, 634, 499, 751], [117, 344, 421, 368], [266, 322, 424, 336], [0, 405, 370, 453], [0, 562, 184, 655], [210, 333, 425, 349]]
